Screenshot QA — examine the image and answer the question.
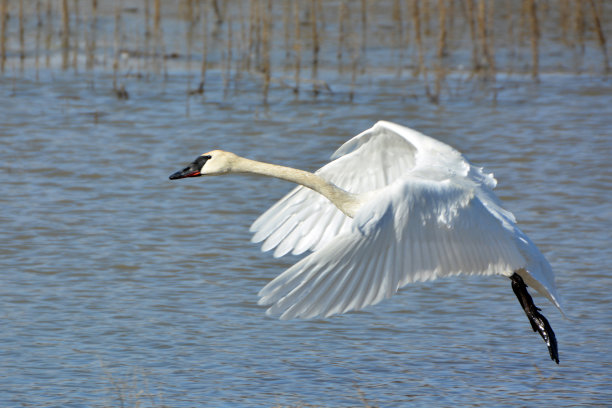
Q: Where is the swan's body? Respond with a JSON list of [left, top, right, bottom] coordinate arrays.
[[170, 121, 563, 363]]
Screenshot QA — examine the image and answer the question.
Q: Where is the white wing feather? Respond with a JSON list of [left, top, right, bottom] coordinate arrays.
[[252, 121, 563, 318], [251, 121, 449, 255], [258, 179, 527, 319]]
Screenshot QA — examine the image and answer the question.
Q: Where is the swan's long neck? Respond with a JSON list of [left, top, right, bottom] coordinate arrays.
[[232, 156, 360, 218]]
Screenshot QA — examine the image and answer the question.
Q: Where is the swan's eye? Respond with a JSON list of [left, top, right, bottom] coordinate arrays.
[[194, 155, 212, 169]]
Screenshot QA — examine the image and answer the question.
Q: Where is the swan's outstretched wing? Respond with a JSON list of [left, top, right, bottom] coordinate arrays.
[[258, 178, 535, 320], [250, 121, 500, 257]]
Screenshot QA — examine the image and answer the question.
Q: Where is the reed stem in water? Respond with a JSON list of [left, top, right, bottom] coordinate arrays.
[[61, 0, 70, 70], [587, 0, 609, 72], [262, 0, 272, 103], [0, 0, 7, 73], [411, 0, 424, 77], [19, 0, 25, 71], [35, 0, 42, 78], [360, 0, 367, 73], [437, 0, 448, 60], [464, 0, 479, 72], [87, 0, 98, 70], [293, 0, 301, 94], [310, 0, 320, 94], [72, 0, 80, 73], [200, 0, 209, 92], [338, 0, 347, 74], [477, 0, 495, 77], [527, 0, 539, 79]]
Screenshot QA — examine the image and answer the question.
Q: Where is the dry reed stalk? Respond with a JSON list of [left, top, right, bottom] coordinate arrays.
[[338, 0, 347, 73], [587, 0, 610, 72], [414, 0, 433, 102], [253, 0, 262, 72], [293, 0, 301, 94], [45, 0, 52, 68], [143, 0, 150, 77], [316, 0, 325, 29], [153, 0, 161, 74], [257, 0, 265, 72], [574, 0, 585, 54], [422, 0, 431, 36], [393, 0, 403, 76], [212, 0, 223, 24], [72, 0, 79, 72], [437, 0, 447, 60], [431, 0, 449, 103], [112, 2, 127, 101], [184, 0, 196, 104], [283, 0, 291, 63], [36, 0, 42, 77], [87, 0, 98, 70], [161, 8, 168, 79], [199, 0, 209, 92], [112, 0, 121, 90], [102, 23, 108, 68], [236, 0, 247, 74], [262, 0, 272, 103], [431, 65, 445, 104], [195, 0, 202, 24], [526, 0, 539, 79], [134, 13, 142, 79], [360, 0, 366, 62], [183, 0, 195, 116], [487, 0, 495, 53], [246, 0, 255, 72], [464, 0, 479, 72], [310, 0, 320, 94], [401, 0, 410, 65], [350, 49, 358, 102], [503, 0, 517, 75], [185, 0, 196, 73], [518, 0, 527, 45], [61, 0, 70, 70], [411, 0, 424, 77], [447, 0, 455, 36], [223, 7, 233, 96], [144, 0, 150, 38], [19, 0, 24, 70], [559, 0, 570, 46], [348, 5, 359, 101], [477, 0, 494, 76], [0, 0, 7, 73], [392, 0, 403, 46]]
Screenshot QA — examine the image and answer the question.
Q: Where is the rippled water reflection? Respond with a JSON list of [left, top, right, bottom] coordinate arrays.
[[1, 70, 611, 407]]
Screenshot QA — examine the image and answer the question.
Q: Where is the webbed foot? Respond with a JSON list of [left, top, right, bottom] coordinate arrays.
[[510, 273, 559, 364]]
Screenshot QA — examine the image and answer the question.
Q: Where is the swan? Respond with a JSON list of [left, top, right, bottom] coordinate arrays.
[[169, 121, 563, 364]]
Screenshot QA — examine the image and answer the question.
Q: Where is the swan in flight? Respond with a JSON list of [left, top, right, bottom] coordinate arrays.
[[170, 121, 563, 364]]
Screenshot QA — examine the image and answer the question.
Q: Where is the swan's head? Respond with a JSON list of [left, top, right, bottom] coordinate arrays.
[[169, 150, 238, 180]]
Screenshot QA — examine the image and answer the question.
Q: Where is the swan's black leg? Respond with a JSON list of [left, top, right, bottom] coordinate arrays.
[[510, 273, 559, 364]]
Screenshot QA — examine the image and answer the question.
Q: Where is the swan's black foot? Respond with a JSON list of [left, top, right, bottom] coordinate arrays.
[[510, 273, 559, 364]]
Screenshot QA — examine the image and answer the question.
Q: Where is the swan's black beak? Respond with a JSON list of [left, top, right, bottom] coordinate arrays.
[[169, 155, 211, 180], [169, 162, 201, 180]]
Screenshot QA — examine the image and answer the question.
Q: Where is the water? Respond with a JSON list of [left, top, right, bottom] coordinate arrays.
[[2, 58, 612, 408]]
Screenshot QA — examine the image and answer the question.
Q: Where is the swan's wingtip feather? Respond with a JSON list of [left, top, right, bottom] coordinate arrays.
[[257, 288, 274, 303], [550, 292, 567, 318]]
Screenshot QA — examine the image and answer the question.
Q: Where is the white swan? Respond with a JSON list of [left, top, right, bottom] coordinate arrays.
[[170, 121, 563, 363]]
